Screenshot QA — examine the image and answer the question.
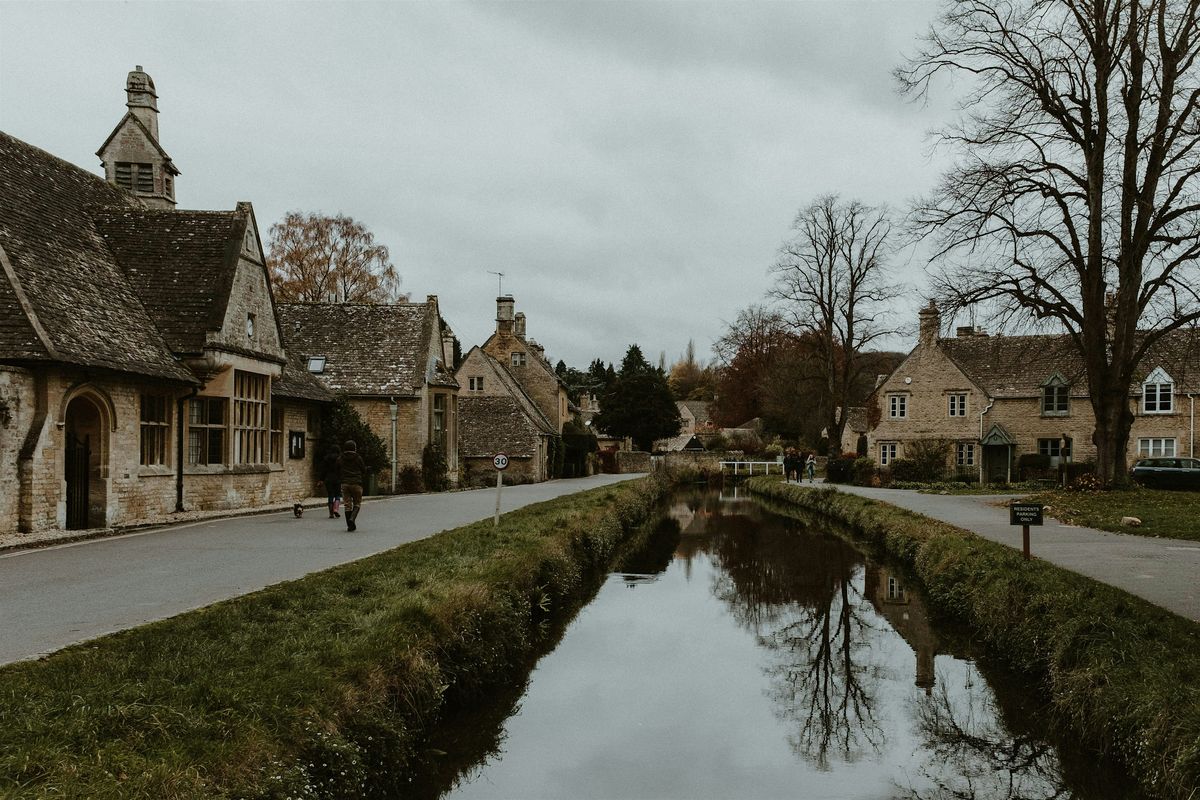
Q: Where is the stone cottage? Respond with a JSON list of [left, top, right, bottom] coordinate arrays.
[[276, 298, 459, 491], [481, 296, 572, 433], [862, 302, 1200, 482], [455, 345, 556, 484], [0, 67, 328, 535]]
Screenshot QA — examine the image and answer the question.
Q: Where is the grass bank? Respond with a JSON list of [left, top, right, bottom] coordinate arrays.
[[746, 477, 1200, 800], [1026, 486, 1200, 542], [0, 474, 671, 799]]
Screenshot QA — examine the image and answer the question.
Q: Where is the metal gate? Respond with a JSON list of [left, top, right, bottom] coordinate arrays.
[[65, 431, 90, 530]]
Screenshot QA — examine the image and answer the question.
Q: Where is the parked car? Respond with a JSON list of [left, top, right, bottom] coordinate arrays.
[[1129, 457, 1200, 489]]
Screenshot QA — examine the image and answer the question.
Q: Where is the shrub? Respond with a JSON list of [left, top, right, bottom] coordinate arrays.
[[825, 453, 858, 484], [421, 444, 449, 492], [398, 465, 423, 493], [319, 395, 389, 473], [888, 458, 923, 483], [851, 456, 877, 486], [1018, 453, 1052, 480], [906, 438, 953, 481]]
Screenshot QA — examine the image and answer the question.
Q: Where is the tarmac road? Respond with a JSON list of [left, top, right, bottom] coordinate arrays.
[[0, 473, 644, 665]]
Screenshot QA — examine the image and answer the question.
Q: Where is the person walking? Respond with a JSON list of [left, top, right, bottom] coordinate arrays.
[[321, 444, 342, 519], [338, 439, 366, 532], [805, 452, 817, 483], [784, 448, 799, 483]]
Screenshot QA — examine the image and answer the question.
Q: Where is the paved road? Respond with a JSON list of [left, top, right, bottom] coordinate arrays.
[[0, 473, 644, 665], [820, 482, 1200, 622]]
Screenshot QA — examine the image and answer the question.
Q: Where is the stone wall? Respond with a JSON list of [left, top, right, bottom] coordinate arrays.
[[616, 450, 651, 473], [0, 366, 324, 536], [663, 451, 725, 473], [0, 367, 35, 535], [462, 455, 538, 487]]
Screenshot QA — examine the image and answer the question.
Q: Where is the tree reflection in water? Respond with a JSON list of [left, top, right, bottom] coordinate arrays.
[[902, 670, 1072, 800], [701, 498, 886, 768]]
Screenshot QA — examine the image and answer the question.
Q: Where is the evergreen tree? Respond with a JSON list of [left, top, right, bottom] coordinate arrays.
[[595, 345, 682, 452]]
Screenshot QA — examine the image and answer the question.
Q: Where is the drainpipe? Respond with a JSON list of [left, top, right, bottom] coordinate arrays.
[[1190, 393, 1196, 457], [978, 396, 995, 484], [389, 397, 398, 493], [176, 388, 197, 512]]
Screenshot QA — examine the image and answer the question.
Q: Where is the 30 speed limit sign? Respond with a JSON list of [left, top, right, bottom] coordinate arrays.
[[493, 453, 510, 470]]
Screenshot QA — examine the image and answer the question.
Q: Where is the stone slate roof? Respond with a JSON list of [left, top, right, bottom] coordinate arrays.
[[459, 395, 547, 458], [277, 302, 456, 396], [844, 406, 868, 434], [0, 131, 195, 382], [94, 208, 244, 355], [938, 329, 1199, 396], [273, 345, 333, 402], [679, 400, 713, 427], [459, 346, 556, 435]]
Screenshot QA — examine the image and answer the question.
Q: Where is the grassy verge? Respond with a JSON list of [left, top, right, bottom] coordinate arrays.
[[1026, 486, 1200, 542], [746, 477, 1200, 800], [0, 474, 671, 799]]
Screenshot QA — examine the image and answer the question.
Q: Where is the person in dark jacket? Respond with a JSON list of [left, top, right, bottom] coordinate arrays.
[[338, 439, 367, 532], [321, 445, 342, 518]]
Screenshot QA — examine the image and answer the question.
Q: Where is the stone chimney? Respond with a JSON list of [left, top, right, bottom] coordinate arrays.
[[918, 300, 940, 346], [528, 339, 545, 362], [514, 312, 526, 339], [125, 65, 159, 141], [441, 326, 456, 367], [496, 295, 515, 335]]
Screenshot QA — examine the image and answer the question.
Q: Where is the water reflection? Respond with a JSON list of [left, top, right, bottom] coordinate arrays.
[[418, 489, 1141, 799]]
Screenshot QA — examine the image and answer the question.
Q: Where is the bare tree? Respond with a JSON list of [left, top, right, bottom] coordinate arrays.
[[770, 195, 901, 451], [897, 0, 1200, 482], [268, 212, 404, 304]]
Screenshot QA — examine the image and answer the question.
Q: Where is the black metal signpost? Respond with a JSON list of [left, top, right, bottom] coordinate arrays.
[[1009, 502, 1044, 560]]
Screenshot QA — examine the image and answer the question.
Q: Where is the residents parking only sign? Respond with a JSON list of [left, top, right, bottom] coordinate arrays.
[[1009, 503, 1044, 526], [1009, 502, 1044, 560]]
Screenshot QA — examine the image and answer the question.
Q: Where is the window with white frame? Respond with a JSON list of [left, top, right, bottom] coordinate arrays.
[[948, 393, 967, 417], [1138, 437, 1177, 457], [511, 352, 527, 367], [1142, 367, 1174, 413], [956, 443, 975, 466], [1038, 438, 1062, 457], [1042, 380, 1069, 415], [888, 394, 907, 419], [879, 442, 897, 465], [468, 376, 484, 392]]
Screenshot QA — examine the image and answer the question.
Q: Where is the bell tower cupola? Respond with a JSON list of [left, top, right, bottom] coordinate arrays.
[[97, 65, 180, 209]]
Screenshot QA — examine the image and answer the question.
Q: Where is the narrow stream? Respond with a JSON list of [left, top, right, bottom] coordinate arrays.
[[414, 488, 1144, 799]]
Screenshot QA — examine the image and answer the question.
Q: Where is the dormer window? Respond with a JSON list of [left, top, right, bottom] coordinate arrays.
[[511, 352, 527, 367], [1143, 367, 1174, 413], [307, 357, 326, 374], [1042, 373, 1069, 416]]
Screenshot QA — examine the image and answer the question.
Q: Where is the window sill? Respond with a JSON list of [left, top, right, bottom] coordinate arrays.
[[183, 464, 277, 476], [1140, 410, 1177, 416], [137, 465, 175, 478]]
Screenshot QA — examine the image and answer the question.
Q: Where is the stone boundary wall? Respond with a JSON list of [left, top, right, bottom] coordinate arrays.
[[616, 450, 651, 473]]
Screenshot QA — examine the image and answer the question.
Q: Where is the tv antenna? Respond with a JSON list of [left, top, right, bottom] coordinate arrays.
[[487, 271, 506, 296]]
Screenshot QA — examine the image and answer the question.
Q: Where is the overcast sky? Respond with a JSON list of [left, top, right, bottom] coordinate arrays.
[[1, 1, 958, 369]]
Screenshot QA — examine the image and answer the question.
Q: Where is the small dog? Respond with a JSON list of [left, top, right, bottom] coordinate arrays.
[[293, 503, 304, 518]]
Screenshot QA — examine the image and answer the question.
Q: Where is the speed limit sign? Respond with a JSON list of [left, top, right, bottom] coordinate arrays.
[[493, 453, 510, 470]]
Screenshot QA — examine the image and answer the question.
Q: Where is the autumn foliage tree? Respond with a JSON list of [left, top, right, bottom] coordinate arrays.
[[268, 212, 404, 304]]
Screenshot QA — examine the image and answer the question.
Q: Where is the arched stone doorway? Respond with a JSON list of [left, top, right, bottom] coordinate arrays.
[[63, 394, 108, 529]]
